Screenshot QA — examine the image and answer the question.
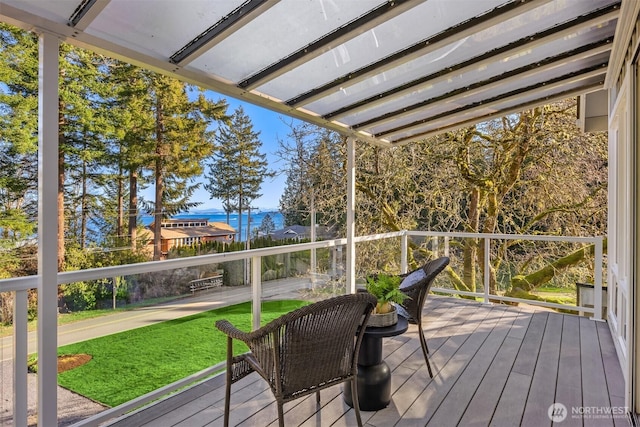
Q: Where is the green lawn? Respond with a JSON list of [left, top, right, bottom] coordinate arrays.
[[55, 300, 309, 407]]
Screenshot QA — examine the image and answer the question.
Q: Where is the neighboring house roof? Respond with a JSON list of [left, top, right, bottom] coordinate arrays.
[[139, 220, 236, 241], [157, 226, 234, 240], [270, 225, 336, 241], [208, 222, 236, 233]]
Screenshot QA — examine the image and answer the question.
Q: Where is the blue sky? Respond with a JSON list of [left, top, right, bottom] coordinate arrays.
[[144, 91, 300, 212]]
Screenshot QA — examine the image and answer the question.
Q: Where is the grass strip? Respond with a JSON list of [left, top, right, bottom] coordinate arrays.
[[57, 299, 309, 407]]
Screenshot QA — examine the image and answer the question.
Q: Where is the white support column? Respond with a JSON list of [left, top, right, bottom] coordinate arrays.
[[346, 137, 356, 294], [37, 32, 59, 427], [13, 290, 28, 426], [251, 256, 261, 331]]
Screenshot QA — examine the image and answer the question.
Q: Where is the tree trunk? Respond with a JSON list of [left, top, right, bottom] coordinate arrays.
[[116, 162, 124, 245], [80, 161, 88, 250], [153, 157, 163, 260], [128, 170, 138, 249], [57, 134, 65, 271], [480, 192, 499, 294], [463, 187, 480, 293], [153, 99, 165, 261]]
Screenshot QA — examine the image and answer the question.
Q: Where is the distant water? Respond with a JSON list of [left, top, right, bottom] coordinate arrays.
[[141, 211, 284, 242]]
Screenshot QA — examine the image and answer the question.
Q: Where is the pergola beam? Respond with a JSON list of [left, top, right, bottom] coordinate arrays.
[[69, 0, 111, 30]]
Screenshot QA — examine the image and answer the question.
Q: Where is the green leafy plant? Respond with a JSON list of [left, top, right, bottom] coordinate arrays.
[[366, 274, 408, 314]]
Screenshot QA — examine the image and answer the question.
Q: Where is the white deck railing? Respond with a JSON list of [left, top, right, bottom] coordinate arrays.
[[0, 230, 604, 426]]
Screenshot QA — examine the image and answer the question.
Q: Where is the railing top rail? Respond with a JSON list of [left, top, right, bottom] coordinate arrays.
[[0, 230, 603, 292], [407, 230, 603, 244]]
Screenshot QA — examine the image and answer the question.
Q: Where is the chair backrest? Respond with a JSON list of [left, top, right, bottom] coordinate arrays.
[[400, 257, 450, 323], [247, 293, 377, 401]]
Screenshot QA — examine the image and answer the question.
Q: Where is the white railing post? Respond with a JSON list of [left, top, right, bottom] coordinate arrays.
[[592, 236, 604, 321], [484, 238, 490, 304], [432, 236, 438, 257], [251, 256, 261, 331], [444, 236, 450, 257], [13, 290, 28, 427], [401, 232, 408, 274]]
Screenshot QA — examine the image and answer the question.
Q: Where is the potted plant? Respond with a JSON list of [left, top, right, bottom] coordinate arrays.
[[365, 273, 409, 327]]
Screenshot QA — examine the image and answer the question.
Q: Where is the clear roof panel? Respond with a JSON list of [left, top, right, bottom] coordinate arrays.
[[364, 51, 609, 135], [339, 25, 614, 128], [85, 0, 246, 59], [386, 74, 606, 142], [2, 0, 78, 22], [187, 0, 382, 83], [306, 3, 615, 118], [258, 0, 616, 105], [254, 0, 505, 100]]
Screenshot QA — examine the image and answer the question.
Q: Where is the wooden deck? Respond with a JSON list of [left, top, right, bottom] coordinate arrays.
[[107, 297, 630, 427]]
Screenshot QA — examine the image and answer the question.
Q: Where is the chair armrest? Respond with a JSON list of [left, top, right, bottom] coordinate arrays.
[[215, 320, 257, 343], [215, 319, 282, 345]]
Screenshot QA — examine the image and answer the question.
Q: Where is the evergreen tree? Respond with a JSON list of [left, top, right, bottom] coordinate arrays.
[[108, 64, 156, 249], [206, 106, 273, 245], [258, 213, 276, 236], [61, 46, 116, 250], [0, 25, 39, 276], [142, 76, 227, 260]]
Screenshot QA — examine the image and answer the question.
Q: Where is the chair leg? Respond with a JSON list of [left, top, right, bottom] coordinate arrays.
[[417, 319, 430, 353], [350, 378, 363, 427], [316, 390, 321, 404], [223, 371, 231, 427], [277, 401, 285, 427], [418, 322, 433, 378]]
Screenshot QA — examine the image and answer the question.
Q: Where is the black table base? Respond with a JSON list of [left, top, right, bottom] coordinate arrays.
[[344, 316, 408, 411], [343, 361, 391, 411]]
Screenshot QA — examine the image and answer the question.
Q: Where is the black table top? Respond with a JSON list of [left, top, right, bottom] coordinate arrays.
[[362, 315, 408, 338]]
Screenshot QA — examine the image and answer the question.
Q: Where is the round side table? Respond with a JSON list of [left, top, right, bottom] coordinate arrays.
[[344, 315, 408, 411]]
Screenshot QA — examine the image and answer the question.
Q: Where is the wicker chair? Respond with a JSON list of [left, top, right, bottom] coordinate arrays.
[[398, 256, 450, 378], [215, 293, 377, 427]]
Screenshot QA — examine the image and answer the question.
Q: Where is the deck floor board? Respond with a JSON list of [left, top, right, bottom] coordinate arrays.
[[106, 297, 630, 427]]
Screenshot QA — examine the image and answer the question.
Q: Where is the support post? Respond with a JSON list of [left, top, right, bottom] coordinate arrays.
[[310, 191, 316, 287], [346, 137, 356, 294], [484, 238, 490, 304], [37, 32, 59, 427], [252, 256, 262, 330], [592, 236, 604, 321], [401, 233, 408, 274], [13, 290, 28, 426]]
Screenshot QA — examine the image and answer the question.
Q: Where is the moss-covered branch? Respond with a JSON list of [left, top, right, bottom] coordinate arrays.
[[509, 238, 607, 292]]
